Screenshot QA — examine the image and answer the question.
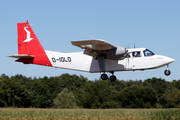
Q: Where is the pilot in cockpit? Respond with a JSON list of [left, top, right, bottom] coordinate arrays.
[[133, 51, 141, 57]]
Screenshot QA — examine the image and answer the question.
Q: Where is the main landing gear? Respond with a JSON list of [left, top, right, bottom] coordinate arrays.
[[97, 55, 117, 82], [101, 72, 117, 82], [164, 65, 171, 76]]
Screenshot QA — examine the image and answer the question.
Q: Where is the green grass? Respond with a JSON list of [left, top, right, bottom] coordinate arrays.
[[0, 108, 179, 120]]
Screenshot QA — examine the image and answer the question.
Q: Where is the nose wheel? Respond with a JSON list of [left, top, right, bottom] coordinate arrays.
[[164, 69, 171, 76], [164, 65, 171, 76]]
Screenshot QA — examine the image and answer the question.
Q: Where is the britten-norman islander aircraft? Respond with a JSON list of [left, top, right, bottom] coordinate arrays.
[[9, 21, 175, 82]]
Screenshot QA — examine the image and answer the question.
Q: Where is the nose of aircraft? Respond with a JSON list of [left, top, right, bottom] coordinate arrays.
[[157, 55, 175, 64], [165, 57, 175, 64], [156, 55, 175, 67]]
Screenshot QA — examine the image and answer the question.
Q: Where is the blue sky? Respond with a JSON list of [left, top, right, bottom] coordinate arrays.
[[1, 0, 179, 81]]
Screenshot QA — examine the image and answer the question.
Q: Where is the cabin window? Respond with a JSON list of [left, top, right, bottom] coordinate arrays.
[[143, 49, 155, 57], [133, 51, 141, 57]]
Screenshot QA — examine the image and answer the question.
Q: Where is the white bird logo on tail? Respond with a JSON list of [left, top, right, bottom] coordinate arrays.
[[23, 26, 34, 42]]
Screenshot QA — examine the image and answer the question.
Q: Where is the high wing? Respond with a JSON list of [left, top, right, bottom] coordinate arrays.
[[71, 39, 127, 59], [71, 39, 116, 51]]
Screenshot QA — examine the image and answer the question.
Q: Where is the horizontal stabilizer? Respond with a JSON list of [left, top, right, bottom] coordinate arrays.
[[8, 54, 34, 58]]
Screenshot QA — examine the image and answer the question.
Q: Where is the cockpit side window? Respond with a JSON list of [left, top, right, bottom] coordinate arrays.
[[132, 51, 141, 57], [143, 49, 155, 57]]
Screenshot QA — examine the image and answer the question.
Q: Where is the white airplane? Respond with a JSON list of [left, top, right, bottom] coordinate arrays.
[[9, 21, 175, 82]]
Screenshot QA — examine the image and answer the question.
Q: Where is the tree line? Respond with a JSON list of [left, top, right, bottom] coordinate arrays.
[[0, 73, 180, 108]]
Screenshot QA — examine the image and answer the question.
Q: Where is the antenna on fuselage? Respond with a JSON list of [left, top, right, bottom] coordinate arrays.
[[134, 42, 136, 48]]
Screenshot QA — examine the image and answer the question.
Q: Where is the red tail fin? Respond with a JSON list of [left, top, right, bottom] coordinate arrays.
[[15, 21, 52, 66], [17, 21, 45, 55]]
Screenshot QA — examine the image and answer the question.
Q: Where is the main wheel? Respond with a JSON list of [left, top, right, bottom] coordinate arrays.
[[164, 70, 171, 76], [110, 75, 116, 82], [101, 74, 108, 80]]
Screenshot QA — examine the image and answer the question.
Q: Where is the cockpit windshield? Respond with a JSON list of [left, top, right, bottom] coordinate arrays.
[[143, 49, 155, 57]]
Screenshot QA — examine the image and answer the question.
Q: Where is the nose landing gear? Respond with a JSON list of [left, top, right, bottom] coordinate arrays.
[[164, 65, 171, 76]]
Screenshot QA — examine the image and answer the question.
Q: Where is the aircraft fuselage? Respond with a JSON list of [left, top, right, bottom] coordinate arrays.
[[45, 48, 175, 73]]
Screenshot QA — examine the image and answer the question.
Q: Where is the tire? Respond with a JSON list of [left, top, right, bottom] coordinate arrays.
[[110, 75, 116, 82], [164, 70, 171, 76], [101, 74, 108, 80]]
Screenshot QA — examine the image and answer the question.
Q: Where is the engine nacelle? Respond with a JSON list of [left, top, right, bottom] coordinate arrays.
[[106, 46, 126, 59]]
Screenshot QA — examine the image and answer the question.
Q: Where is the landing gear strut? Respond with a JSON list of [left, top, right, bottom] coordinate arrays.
[[164, 65, 171, 76]]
